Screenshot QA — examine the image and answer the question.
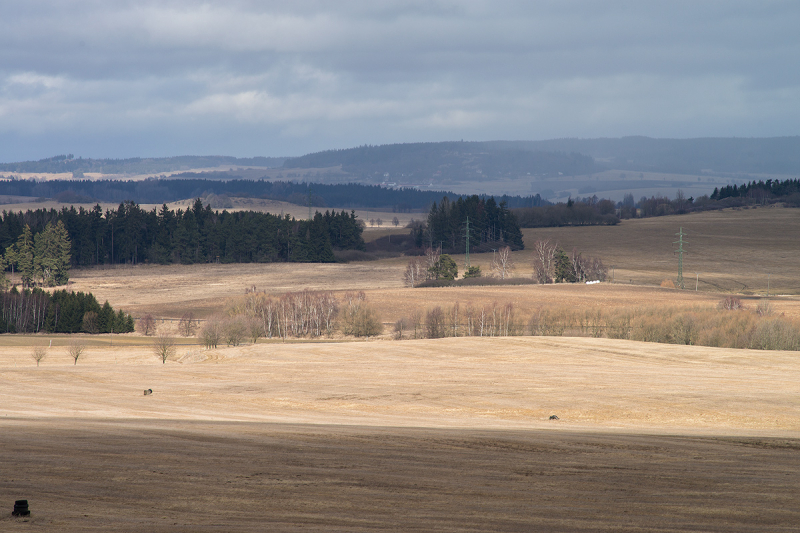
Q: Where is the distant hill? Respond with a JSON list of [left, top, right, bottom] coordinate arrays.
[[484, 137, 800, 175], [0, 155, 285, 175], [283, 137, 800, 179], [282, 142, 598, 181]]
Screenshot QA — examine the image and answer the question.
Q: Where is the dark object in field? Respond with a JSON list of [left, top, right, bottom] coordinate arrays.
[[144, 389, 153, 396], [12, 499, 30, 517], [549, 415, 559, 420]]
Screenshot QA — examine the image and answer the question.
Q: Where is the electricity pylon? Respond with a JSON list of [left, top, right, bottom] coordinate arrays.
[[674, 227, 688, 289]]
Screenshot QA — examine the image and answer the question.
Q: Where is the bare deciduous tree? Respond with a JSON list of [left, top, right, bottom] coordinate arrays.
[[393, 318, 407, 340], [82, 311, 99, 334], [340, 292, 382, 337], [425, 306, 445, 338], [222, 317, 247, 346], [392, 216, 399, 227], [446, 302, 460, 337], [178, 312, 197, 337], [570, 247, 586, 282], [424, 245, 441, 280], [153, 330, 176, 364], [409, 309, 423, 339], [200, 317, 222, 348], [138, 313, 156, 336], [492, 246, 514, 279], [67, 339, 86, 365], [403, 257, 425, 287], [584, 256, 608, 282], [247, 316, 263, 344], [531, 239, 557, 284], [32, 345, 47, 366]]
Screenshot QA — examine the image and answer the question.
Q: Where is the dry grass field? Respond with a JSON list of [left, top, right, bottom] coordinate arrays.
[[2, 206, 800, 531]]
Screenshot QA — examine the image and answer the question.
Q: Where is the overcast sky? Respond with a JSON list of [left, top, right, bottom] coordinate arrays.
[[1, 1, 798, 161]]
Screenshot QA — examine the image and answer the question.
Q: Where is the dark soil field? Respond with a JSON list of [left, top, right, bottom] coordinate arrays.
[[2, 420, 798, 532]]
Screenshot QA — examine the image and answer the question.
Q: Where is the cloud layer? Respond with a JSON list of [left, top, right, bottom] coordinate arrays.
[[2, 1, 799, 160]]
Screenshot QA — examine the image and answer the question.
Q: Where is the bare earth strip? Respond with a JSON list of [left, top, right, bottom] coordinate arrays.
[[2, 337, 799, 531]]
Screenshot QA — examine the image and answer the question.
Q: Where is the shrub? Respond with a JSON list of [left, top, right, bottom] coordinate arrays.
[[340, 295, 383, 337], [718, 296, 743, 310]]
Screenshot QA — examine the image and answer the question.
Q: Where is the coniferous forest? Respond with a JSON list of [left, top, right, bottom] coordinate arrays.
[[421, 196, 524, 253], [0, 199, 365, 267]]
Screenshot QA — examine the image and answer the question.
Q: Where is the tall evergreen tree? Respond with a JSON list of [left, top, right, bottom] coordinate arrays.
[[14, 225, 35, 288]]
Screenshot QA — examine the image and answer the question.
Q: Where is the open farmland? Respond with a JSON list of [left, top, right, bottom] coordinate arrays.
[[2, 337, 799, 531], [2, 206, 800, 531], [52, 205, 800, 322]]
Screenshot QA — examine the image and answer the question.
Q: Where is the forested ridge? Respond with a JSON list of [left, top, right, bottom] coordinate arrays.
[[0, 154, 283, 174], [0, 199, 365, 266], [0, 177, 547, 210], [283, 141, 597, 180]]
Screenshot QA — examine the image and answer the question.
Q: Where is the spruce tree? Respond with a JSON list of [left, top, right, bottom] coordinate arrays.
[[15, 225, 35, 288], [554, 247, 576, 283], [52, 220, 72, 285]]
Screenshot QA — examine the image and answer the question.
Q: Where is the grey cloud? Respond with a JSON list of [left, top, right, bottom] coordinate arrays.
[[1, 1, 799, 160]]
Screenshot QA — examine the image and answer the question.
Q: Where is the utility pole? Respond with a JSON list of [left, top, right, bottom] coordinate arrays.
[[674, 227, 687, 289]]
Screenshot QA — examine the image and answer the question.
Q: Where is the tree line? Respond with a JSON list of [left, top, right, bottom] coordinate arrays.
[[196, 290, 382, 347], [0, 200, 366, 266], [391, 298, 800, 351], [0, 177, 549, 211], [514, 176, 800, 228], [0, 287, 134, 334], [512, 197, 619, 227], [710, 178, 800, 202]]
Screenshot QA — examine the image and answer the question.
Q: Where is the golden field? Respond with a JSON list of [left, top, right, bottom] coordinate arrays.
[[2, 207, 800, 531]]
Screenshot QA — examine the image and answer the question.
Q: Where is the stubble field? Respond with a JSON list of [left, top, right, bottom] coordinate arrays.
[[2, 207, 800, 531]]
